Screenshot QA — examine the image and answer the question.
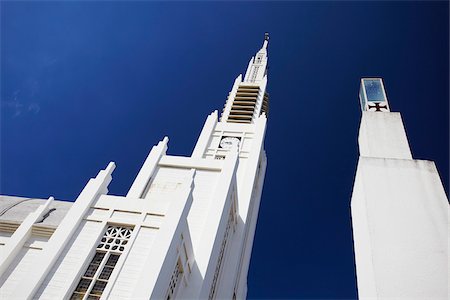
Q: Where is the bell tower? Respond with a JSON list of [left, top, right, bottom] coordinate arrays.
[[220, 34, 269, 125], [189, 35, 270, 298], [351, 78, 448, 299]]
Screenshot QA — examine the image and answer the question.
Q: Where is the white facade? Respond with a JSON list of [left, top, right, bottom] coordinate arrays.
[[351, 78, 449, 299], [0, 37, 270, 299]]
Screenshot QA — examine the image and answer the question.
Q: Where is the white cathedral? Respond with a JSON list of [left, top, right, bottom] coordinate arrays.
[[0, 37, 448, 300], [0, 37, 270, 300]]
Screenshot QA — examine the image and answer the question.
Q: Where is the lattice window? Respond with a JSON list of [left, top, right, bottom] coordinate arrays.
[[166, 259, 183, 300], [71, 225, 133, 300], [250, 66, 259, 82]]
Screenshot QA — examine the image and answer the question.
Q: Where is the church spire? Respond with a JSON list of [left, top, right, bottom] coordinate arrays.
[[243, 33, 269, 83], [221, 34, 269, 124]]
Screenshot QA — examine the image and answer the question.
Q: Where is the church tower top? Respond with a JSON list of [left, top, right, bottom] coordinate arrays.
[[359, 78, 390, 112], [243, 34, 269, 83], [357, 78, 411, 159], [221, 34, 269, 124]]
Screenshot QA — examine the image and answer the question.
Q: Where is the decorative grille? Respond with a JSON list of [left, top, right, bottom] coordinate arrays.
[[70, 225, 133, 300], [166, 259, 183, 300], [97, 225, 132, 252], [250, 66, 259, 82]]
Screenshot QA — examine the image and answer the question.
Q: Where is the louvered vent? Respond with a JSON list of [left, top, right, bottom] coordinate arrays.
[[227, 85, 260, 123], [261, 92, 269, 116], [0, 221, 19, 234], [32, 225, 56, 238]]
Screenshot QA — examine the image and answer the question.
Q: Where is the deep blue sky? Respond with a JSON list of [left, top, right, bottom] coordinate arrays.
[[1, 2, 448, 299]]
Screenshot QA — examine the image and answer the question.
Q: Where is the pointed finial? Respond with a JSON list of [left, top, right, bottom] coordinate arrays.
[[262, 32, 269, 50]]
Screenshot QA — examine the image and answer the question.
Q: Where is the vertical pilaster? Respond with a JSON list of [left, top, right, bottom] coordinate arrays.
[[253, 76, 268, 121], [14, 162, 115, 300], [235, 150, 267, 299], [197, 149, 239, 299], [127, 137, 169, 198], [0, 197, 53, 275], [221, 76, 242, 122], [132, 170, 195, 299], [192, 111, 218, 158]]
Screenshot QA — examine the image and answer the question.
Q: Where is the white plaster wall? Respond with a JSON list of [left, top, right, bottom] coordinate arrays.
[[133, 173, 195, 299], [109, 226, 159, 298], [144, 166, 191, 199], [351, 157, 449, 299], [187, 170, 219, 247], [35, 220, 104, 299], [210, 151, 266, 300], [0, 232, 13, 239], [0, 247, 41, 299], [177, 151, 238, 299], [189, 114, 266, 298], [188, 116, 266, 299], [148, 223, 191, 300], [197, 174, 237, 299], [359, 112, 412, 159], [232, 151, 267, 299]]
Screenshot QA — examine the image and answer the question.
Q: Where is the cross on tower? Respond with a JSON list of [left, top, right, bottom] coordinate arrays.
[[368, 102, 388, 112]]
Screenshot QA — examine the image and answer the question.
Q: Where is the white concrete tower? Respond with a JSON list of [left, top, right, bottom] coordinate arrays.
[[351, 78, 449, 299], [190, 33, 269, 299], [0, 36, 269, 300]]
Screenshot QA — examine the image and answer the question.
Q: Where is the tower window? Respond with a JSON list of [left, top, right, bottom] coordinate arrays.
[[363, 79, 386, 102], [166, 259, 183, 300], [70, 225, 133, 300], [361, 78, 386, 102]]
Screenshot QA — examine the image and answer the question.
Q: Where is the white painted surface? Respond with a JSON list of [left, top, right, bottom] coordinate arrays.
[[35, 220, 104, 299], [0, 196, 72, 227], [352, 157, 449, 299], [187, 169, 220, 247], [359, 112, 412, 159], [127, 137, 169, 198], [0, 247, 41, 299], [109, 227, 158, 298], [0, 197, 53, 275], [351, 109, 449, 300]]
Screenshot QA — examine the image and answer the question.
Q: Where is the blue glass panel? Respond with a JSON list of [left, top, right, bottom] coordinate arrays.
[[363, 79, 386, 102], [359, 85, 366, 110]]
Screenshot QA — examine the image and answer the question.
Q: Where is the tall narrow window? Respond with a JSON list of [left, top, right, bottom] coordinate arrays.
[[71, 225, 133, 300], [166, 259, 183, 300]]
